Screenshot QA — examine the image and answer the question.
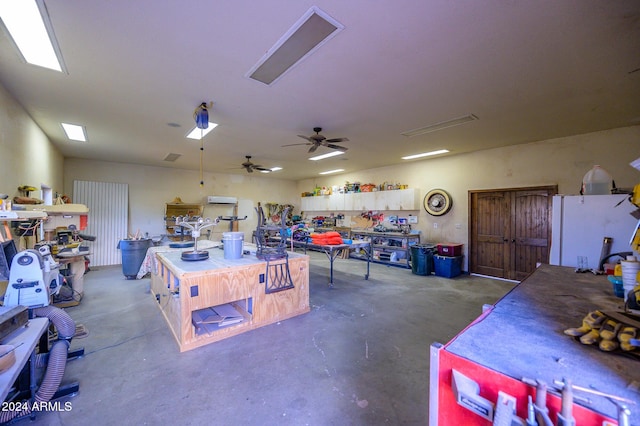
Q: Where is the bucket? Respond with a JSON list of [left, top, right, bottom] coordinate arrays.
[[582, 165, 612, 195], [621, 256, 640, 301], [117, 238, 152, 279], [223, 232, 244, 260]]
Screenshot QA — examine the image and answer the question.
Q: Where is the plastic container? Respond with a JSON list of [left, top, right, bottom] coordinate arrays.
[[621, 256, 640, 301], [434, 255, 463, 278], [437, 243, 463, 257], [582, 165, 612, 195], [410, 244, 436, 276], [223, 232, 244, 260], [118, 238, 152, 279]]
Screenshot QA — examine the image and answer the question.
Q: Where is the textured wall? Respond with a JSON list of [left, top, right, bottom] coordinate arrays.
[[0, 84, 64, 201]]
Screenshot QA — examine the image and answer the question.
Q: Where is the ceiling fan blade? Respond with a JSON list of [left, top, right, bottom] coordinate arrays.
[[281, 142, 311, 147], [326, 143, 348, 151], [326, 137, 349, 143], [246, 167, 254, 173], [254, 166, 271, 172], [308, 144, 319, 153]]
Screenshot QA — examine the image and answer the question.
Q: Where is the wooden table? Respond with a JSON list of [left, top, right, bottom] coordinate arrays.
[[289, 239, 371, 287], [150, 244, 310, 352]]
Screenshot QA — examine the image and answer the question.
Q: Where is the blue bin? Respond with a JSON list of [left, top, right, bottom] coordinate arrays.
[[118, 239, 152, 279], [434, 255, 463, 278]]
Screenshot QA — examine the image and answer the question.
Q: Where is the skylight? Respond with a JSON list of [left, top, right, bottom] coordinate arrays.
[[186, 123, 218, 140], [61, 123, 87, 142], [0, 0, 66, 72]]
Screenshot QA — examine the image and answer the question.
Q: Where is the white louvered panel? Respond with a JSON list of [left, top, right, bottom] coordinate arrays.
[[73, 181, 128, 266]]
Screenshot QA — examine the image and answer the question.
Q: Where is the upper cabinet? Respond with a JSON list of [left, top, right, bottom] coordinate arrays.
[[301, 188, 419, 212]]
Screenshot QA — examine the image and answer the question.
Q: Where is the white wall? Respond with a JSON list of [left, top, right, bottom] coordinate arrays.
[[297, 126, 640, 252], [63, 159, 299, 240], [0, 84, 64, 200]]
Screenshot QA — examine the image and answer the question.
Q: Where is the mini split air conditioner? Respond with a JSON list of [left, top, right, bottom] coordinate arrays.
[[207, 196, 237, 204]]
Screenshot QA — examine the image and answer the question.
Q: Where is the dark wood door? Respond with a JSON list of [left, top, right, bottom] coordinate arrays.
[[469, 186, 556, 280]]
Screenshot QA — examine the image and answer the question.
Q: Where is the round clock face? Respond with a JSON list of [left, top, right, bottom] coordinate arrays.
[[423, 189, 452, 216]]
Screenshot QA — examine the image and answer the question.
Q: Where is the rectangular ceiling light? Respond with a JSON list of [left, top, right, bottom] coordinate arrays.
[[319, 169, 344, 175], [309, 151, 344, 161], [186, 122, 218, 140], [263, 167, 282, 173], [61, 123, 87, 141], [402, 149, 449, 160], [246, 6, 344, 85], [401, 114, 478, 138], [0, 0, 66, 72]]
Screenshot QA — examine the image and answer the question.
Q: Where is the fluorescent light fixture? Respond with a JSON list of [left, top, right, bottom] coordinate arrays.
[[186, 122, 218, 140], [61, 123, 87, 142], [319, 169, 344, 175], [0, 0, 66, 72], [309, 151, 344, 161], [402, 149, 449, 160], [260, 167, 282, 174], [247, 6, 344, 85], [401, 114, 478, 137]]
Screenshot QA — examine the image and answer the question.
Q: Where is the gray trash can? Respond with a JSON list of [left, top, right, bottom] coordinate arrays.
[[118, 239, 152, 279]]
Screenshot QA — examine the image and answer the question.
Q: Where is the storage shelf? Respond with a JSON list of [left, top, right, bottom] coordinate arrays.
[[349, 231, 420, 269]]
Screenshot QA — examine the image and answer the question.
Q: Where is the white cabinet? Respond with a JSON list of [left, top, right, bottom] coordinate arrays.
[[376, 189, 420, 210], [301, 189, 419, 212]]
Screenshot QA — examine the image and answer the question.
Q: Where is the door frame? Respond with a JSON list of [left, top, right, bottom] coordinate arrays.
[[468, 185, 558, 280]]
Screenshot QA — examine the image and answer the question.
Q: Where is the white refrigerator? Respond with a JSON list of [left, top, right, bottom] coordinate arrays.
[[549, 194, 639, 269]]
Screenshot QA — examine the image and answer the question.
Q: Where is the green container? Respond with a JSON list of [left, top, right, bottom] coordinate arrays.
[[410, 244, 435, 276]]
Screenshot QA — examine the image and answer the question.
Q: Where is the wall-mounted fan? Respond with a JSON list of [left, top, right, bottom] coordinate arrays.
[[282, 127, 349, 153], [241, 156, 271, 173]]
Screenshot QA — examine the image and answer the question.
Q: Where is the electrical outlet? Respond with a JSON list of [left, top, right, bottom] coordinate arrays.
[[455, 223, 461, 229], [433, 223, 438, 229]]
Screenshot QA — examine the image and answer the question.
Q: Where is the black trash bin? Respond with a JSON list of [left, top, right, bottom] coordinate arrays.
[[118, 239, 152, 279], [410, 244, 436, 276]]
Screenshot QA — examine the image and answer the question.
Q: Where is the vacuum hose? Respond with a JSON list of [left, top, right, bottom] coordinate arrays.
[[0, 306, 75, 424]]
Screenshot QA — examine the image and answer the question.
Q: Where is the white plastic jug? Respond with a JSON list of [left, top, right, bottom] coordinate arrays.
[[582, 165, 612, 195]]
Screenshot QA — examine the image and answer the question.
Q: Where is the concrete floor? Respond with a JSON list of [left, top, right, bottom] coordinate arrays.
[[22, 252, 514, 426]]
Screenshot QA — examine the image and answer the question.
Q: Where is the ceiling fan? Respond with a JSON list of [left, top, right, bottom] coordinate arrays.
[[241, 156, 271, 173], [282, 127, 349, 153]]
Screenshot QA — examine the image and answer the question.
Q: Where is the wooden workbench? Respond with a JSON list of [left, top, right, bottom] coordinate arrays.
[[150, 245, 309, 352], [430, 264, 639, 424]]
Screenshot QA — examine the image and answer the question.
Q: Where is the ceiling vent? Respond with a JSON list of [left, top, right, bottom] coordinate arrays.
[[246, 6, 344, 85], [163, 153, 181, 162]]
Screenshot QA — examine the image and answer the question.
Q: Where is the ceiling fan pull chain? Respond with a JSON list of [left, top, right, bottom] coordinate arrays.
[[199, 129, 204, 187]]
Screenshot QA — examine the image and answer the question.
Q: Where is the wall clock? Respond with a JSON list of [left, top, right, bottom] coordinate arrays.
[[423, 189, 452, 216]]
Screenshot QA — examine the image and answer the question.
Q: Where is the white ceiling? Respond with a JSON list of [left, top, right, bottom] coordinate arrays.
[[0, 1, 639, 181]]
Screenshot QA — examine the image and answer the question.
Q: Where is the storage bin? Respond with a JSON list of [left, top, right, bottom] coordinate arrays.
[[434, 255, 463, 278], [437, 243, 463, 257]]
